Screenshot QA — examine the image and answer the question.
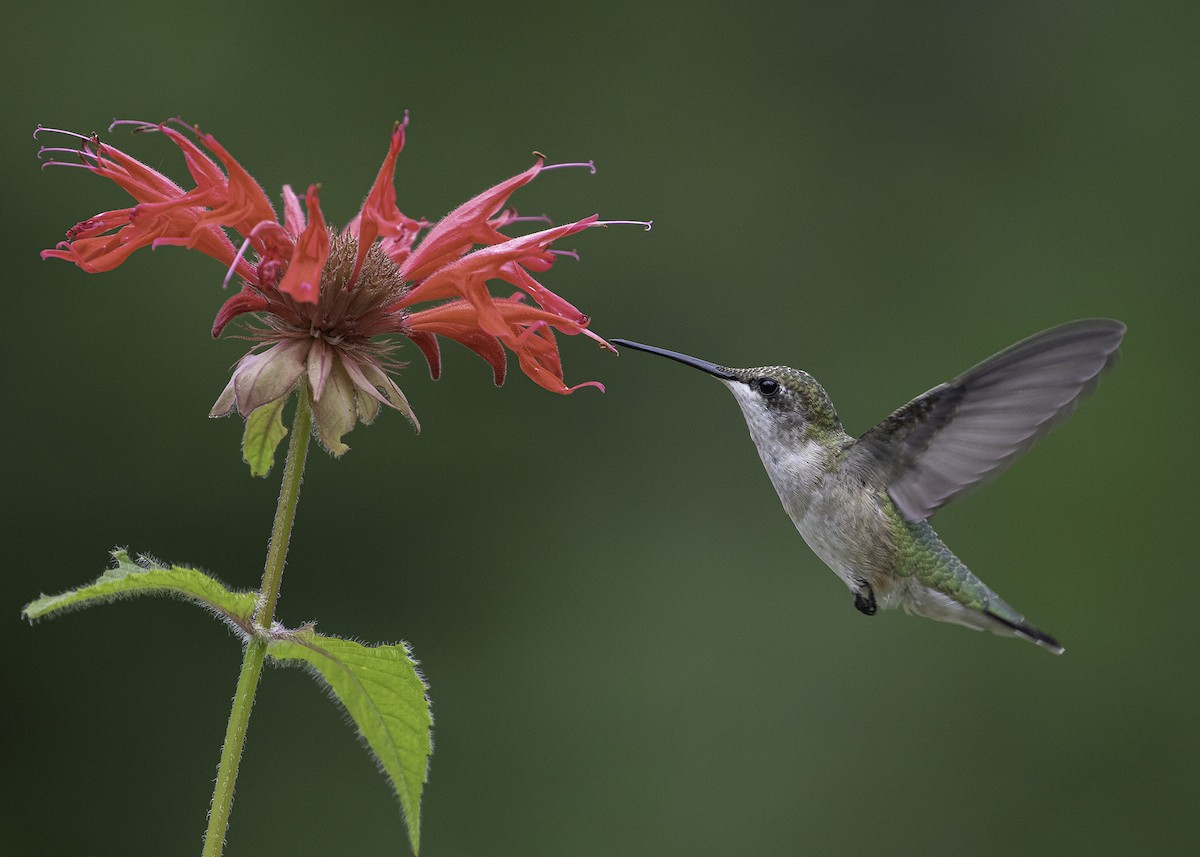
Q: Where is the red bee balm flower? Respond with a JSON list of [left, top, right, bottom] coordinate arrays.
[[38, 117, 648, 456]]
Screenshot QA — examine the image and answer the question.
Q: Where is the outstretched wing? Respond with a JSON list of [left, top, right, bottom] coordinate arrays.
[[850, 319, 1125, 522]]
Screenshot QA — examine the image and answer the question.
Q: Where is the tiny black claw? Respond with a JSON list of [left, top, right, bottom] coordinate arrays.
[[853, 583, 877, 616]]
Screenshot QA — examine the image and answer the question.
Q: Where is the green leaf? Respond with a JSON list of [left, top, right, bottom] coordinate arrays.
[[267, 628, 432, 854], [22, 550, 258, 633], [243, 397, 290, 478]]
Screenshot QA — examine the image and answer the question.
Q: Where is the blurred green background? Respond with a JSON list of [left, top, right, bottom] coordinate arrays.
[[3, 1, 1196, 855]]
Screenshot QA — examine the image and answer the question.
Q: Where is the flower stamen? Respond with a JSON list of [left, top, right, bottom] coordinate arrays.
[[224, 237, 253, 289], [37, 158, 94, 172], [37, 145, 96, 160], [596, 219, 653, 231], [495, 211, 553, 228], [33, 125, 94, 143], [540, 159, 597, 175], [108, 118, 160, 133]]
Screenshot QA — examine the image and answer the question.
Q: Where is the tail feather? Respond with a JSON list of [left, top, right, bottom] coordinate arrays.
[[891, 575, 1065, 654], [985, 609, 1064, 655], [892, 518, 1064, 654]]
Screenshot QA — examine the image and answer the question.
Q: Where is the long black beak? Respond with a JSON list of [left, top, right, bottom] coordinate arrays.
[[611, 339, 737, 380]]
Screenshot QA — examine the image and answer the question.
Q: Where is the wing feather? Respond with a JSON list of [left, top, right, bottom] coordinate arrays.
[[851, 319, 1125, 521]]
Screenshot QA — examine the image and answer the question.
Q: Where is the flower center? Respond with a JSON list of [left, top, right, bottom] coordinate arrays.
[[265, 230, 410, 344]]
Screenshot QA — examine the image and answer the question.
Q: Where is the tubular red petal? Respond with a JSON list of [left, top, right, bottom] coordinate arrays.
[[514, 354, 575, 394], [378, 221, 426, 269], [88, 140, 189, 202], [40, 234, 145, 272], [277, 185, 329, 303], [191, 129, 279, 243], [395, 217, 598, 317], [407, 297, 605, 390], [497, 263, 589, 324], [247, 219, 295, 284], [281, 185, 306, 239], [45, 207, 240, 276], [349, 120, 420, 288], [42, 128, 258, 281], [513, 334, 598, 394], [133, 202, 246, 273], [509, 322, 607, 394], [516, 324, 564, 377], [125, 124, 282, 267], [398, 158, 544, 282], [211, 287, 270, 337], [405, 330, 442, 380], [407, 321, 508, 386], [153, 125, 228, 198], [407, 296, 587, 334]]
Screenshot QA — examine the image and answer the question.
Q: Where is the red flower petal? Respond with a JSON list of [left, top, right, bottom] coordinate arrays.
[[211, 287, 271, 338], [405, 330, 442, 380], [110, 125, 281, 277], [495, 262, 589, 325], [280, 185, 306, 239], [277, 185, 329, 303], [398, 158, 544, 283], [407, 296, 605, 392], [42, 129, 256, 281], [86, 137, 190, 202], [189, 128, 279, 246], [348, 120, 424, 287], [406, 321, 508, 386], [395, 218, 598, 342]]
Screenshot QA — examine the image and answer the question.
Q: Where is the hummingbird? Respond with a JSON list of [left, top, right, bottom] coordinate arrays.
[[612, 319, 1125, 654]]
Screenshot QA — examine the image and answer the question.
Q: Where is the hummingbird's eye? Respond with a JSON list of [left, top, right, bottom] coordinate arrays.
[[756, 378, 781, 398]]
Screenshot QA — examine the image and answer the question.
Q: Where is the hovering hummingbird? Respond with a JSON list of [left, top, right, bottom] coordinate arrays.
[[612, 319, 1125, 654]]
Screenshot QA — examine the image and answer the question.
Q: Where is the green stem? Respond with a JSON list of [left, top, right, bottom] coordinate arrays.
[[254, 386, 313, 630], [201, 637, 267, 857], [202, 389, 314, 857]]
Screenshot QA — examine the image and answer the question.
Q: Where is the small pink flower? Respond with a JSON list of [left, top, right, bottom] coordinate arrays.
[[39, 117, 648, 454]]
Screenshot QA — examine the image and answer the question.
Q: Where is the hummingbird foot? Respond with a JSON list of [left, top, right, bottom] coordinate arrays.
[[853, 582, 877, 616]]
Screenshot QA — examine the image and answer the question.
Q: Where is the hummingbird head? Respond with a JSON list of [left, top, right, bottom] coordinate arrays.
[[611, 339, 844, 447]]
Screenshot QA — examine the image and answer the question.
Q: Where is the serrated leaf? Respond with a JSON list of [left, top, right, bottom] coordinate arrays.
[[267, 628, 432, 854], [22, 550, 257, 632], [243, 396, 290, 477]]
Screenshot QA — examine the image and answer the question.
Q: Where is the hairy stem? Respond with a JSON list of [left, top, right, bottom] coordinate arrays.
[[254, 387, 313, 630], [202, 389, 313, 857], [201, 637, 267, 857]]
